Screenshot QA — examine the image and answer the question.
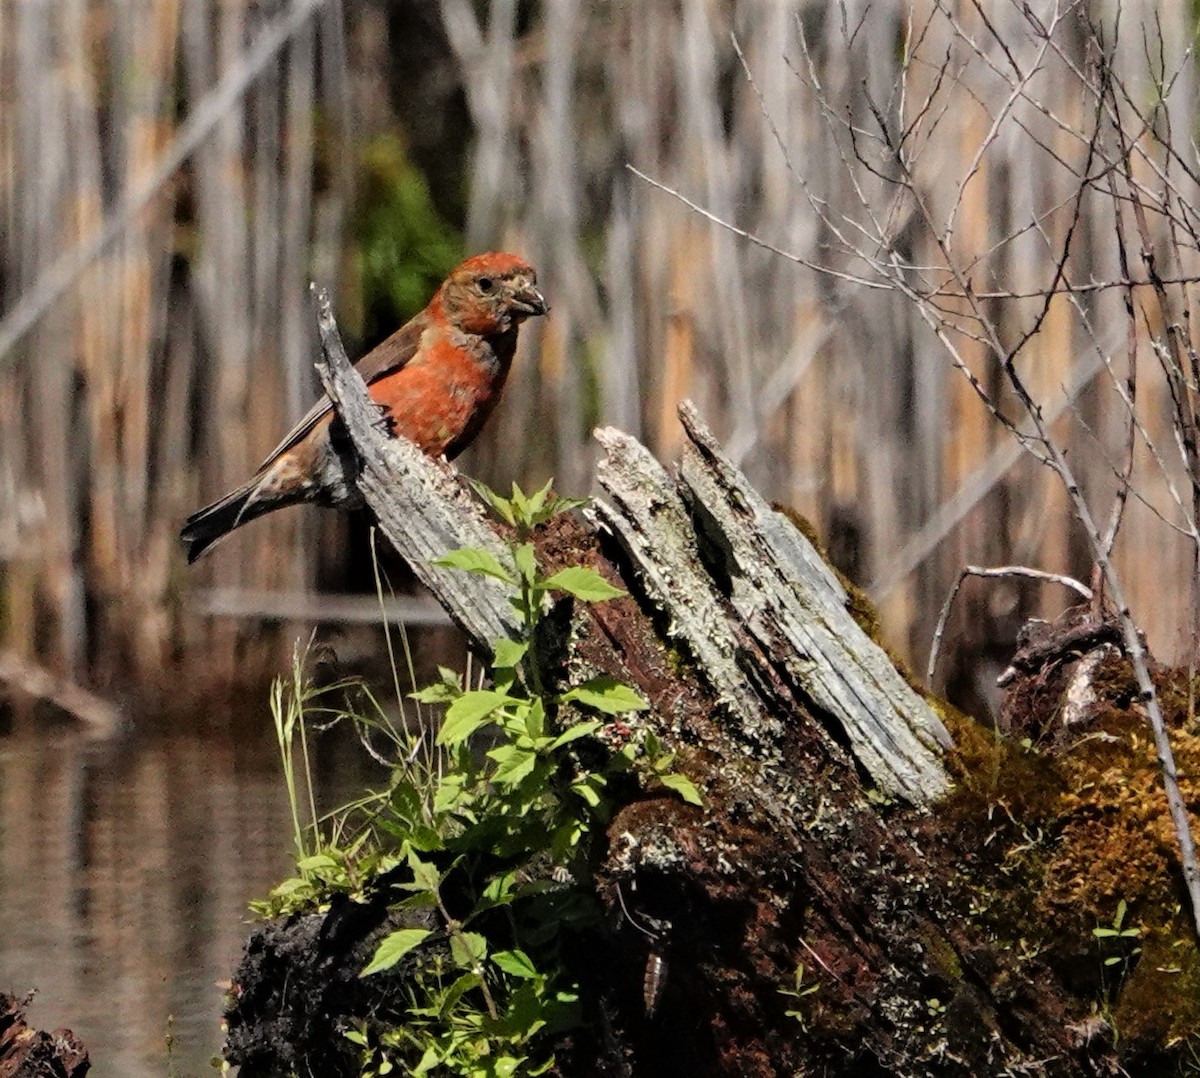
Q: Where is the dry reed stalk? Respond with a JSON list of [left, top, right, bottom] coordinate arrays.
[[3, 0, 1200, 690], [0, 0, 344, 680]]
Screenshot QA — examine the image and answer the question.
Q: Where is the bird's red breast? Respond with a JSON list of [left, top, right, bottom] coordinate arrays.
[[368, 325, 514, 457]]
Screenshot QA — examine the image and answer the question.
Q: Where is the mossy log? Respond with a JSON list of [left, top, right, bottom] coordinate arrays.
[[226, 295, 1193, 1076]]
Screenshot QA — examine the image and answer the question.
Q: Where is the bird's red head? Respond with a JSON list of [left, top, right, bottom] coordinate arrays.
[[436, 252, 548, 337]]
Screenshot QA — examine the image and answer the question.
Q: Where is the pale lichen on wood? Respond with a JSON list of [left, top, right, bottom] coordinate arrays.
[[676, 402, 951, 803], [591, 426, 784, 756], [594, 403, 950, 804]]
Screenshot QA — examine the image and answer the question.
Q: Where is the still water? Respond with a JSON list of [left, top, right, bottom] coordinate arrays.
[[0, 679, 397, 1077]]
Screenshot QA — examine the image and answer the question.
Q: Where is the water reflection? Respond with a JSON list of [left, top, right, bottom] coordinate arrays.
[[0, 691, 387, 1078]]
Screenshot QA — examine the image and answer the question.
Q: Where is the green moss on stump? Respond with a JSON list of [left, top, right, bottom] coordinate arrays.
[[938, 649, 1200, 1062]]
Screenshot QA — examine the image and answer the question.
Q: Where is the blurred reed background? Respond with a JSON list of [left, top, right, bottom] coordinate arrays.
[[2, 0, 1198, 716]]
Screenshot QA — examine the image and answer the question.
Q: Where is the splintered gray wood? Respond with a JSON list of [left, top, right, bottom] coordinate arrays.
[[310, 285, 519, 655], [675, 401, 950, 803], [591, 427, 784, 758]]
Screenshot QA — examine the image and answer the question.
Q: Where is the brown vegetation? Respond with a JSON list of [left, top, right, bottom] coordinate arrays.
[[5, 1, 1200, 701]]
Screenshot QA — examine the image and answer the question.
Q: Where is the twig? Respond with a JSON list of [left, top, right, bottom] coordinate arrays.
[[926, 566, 1093, 689], [626, 166, 892, 293]]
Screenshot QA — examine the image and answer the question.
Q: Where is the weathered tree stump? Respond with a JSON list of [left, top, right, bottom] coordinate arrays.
[[0, 994, 89, 1078], [227, 295, 1170, 1076]]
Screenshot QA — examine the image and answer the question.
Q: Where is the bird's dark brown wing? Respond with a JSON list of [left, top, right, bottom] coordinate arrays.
[[255, 312, 430, 470]]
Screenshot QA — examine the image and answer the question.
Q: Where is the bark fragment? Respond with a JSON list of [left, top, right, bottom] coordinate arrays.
[[0, 994, 89, 1078]]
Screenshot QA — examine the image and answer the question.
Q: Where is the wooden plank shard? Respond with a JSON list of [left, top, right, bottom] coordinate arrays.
[[675, 401, 951, 803], [591, 427, 785, 758], [311, 285, 520, 656], [593, 405, 950, 804]]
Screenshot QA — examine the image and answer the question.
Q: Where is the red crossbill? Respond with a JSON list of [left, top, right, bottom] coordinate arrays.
[[181, 251, 546, 562]]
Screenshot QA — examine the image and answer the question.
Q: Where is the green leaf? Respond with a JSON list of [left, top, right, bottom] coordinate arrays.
[[413, 1045, 442, 1075], [659, 772, 704, 806], [560, 677, 650, 715], [492, 949, 540, 979], [651, 750, 678, 775], [411, 681, 458, 704], [571, 777, 604, 808], [362, 928, 432, 976], [490, 744, 539, 788], [296, 853, 339, 873], [271, 876, 310, 896], [524, 696, 546, 740], [470, 479, 518, 526], [492, 637, 529, 670], [403, 824, 447, 853], [551, 816, 587, 858], [393, 891, 440, 912], [542, 566, 626, 602], [450, 930, 489, 968], [510, 481, 532, 523], [437, 971, 483, 1018], [410, 683, 454, 709], [547, 494, 588, 518], [526, 479, 589, 528], [513, 542, 538, 585], [407, 850, 442, 894], [432, 547, 515, 584], [548, 720, 602, 750], [438, 690, 510, 745], [493, 665, 517, 695], [433, 773, 468, 814], [481, 870, 520, 907], [525, 477, 556, 519]]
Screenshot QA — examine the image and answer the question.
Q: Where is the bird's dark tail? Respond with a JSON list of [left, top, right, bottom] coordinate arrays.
[[180, 478, 284, 563]]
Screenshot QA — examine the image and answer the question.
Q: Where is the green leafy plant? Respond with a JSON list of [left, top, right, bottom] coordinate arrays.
[[1088, 898, 1145, 1047], [780, 961, 821, 1032], [251, 626, 425, 920], [251, 648, 367, 917], [257, 482, 703, 1076], [348, 481, 702, 1076], [1093, 898, 1143, 975]]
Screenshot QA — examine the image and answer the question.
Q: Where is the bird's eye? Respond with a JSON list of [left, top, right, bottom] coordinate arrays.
[[477, 277, 494, 293]]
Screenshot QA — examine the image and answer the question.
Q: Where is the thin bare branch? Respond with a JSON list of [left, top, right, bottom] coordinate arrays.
[[927, 565, 1093, 689]]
